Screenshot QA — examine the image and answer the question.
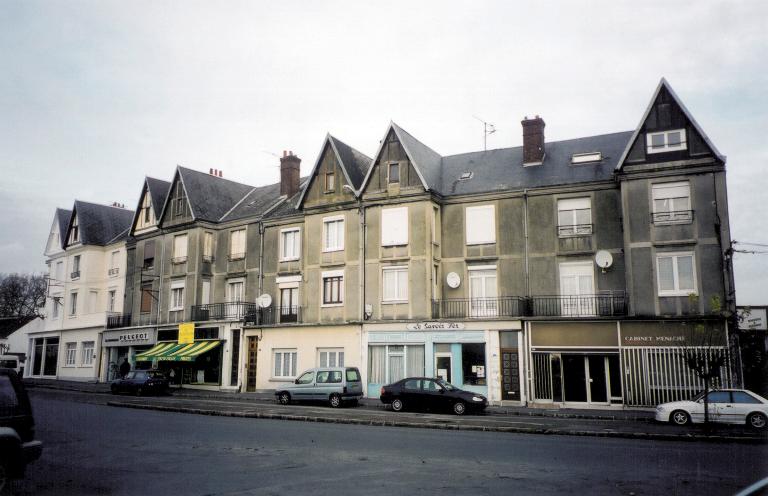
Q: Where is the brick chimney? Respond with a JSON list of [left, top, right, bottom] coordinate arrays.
[[522, 115, 546, 165], [280, 150, 301, 197]]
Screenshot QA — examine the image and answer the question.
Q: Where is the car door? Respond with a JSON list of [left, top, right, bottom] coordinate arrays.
[[421, 379, 448, 412], [705, 391, 730, 423], [401, 379, 423, 411], [314, 370, 331, 400], [292, 370, 316, 400], [729, 391, 763, 424]]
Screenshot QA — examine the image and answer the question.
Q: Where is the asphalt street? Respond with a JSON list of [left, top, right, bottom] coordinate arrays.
[[7, 389, 768, 495]]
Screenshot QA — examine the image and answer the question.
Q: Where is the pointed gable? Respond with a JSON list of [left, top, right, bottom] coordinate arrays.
[[165, 167, 254, 223], [132, 177, 171, 235], [296, 134, 372, 208], [45, 208, 71, 255], [360, 122, 443, 197], [617, 78, 724, 169], [64, 201, 134, 248]]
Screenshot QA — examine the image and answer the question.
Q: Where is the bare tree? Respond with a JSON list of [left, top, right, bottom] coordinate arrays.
[[0, 273, 47, 318]]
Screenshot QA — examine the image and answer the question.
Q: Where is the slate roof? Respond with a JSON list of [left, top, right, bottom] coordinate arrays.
[[265, 179, 310, 219], [55, 208, 72, 249], [439, 131, 634, 196], [67, 201, 134, 247], [176, 167, 255, 222], [145, 177, 171, 217], [390, 122, 442, 191], [220, 181, 283, 223], [330, 136, 372, 189]]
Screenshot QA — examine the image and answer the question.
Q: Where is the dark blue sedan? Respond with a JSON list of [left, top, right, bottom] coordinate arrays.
[[110, 370, 169, 396]]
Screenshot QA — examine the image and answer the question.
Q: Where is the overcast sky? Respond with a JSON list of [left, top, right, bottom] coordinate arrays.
[[1, 1, 766, 304]]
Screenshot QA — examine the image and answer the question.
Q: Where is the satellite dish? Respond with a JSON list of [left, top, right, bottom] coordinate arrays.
[[595, 250, 614, 269], [446, 272, 461, 289], [257, 294, 273, 308]]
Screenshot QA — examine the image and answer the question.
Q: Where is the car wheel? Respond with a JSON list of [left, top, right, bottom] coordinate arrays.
[[670, 410, 690, 426], [453, 401, 467, 416], [391, 398, 404, 412], [110, 385, 118, 395], [278, 392, 291, 405], [329, 394, 342, 408], [747, 412, 767, 430]]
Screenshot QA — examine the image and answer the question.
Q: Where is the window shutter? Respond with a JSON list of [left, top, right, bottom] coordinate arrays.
[[465, 205, 496, 245], [381, 207, 408, 246], [144, 240, 155, 261], [652, 182, 689, 200], [557, 198, 590, 211]]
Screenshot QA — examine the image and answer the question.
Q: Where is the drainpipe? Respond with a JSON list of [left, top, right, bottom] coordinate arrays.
[[258, 221, 265, 297], [523, 189, 530, 298], [358, 202, 366, 322]]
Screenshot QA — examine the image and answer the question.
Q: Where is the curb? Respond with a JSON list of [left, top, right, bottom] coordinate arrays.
[[105, 400, 767, 444]]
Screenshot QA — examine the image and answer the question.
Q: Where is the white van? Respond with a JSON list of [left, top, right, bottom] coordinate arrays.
[[0, 355, 21, 373]]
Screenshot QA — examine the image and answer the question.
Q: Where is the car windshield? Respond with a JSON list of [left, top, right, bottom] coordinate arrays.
[[436, 380, 457, 391]]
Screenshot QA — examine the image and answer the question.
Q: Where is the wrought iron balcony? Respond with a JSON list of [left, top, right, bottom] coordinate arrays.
[[557, 224, 593, 237], [528, 292, 627, 317], [106, 313, 132, 329], [431, 297, 528, 319], [652, 210, 694, 224], [70, 271, 80, 280], [244, 306, 302, 326], [191, 302, 259, 322], [108, 267, 119, 276]]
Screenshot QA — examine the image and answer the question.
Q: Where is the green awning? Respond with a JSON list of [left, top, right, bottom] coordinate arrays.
[[134, 341, 221, 362]]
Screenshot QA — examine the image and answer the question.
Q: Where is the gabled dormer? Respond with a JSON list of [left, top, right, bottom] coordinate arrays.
[[617, 78, 725, 170], [131, 177, 171, 235], [66, 209, 81, 247], [360, 122, 442, 199], [159, 169, 194, 228], [44, 208, 71, 257], [296, 134, 372, 210]]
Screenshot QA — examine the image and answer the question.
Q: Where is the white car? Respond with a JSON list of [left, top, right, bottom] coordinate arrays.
[[655, 389, 768, 430]]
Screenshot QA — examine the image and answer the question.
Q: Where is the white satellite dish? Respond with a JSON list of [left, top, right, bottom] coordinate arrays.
[[446, 272, 461, 289], [257, 294, 273, 308], [595, 250, 614, 270]]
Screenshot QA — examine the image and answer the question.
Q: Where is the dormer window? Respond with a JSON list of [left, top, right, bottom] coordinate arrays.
[[388, 163, 400, 184], [136, 191, 155, 230], [69, 216, 79, 244], [325, 171, 335, 192], [571, 152, 602, 164], [647, 129, 687, 154]]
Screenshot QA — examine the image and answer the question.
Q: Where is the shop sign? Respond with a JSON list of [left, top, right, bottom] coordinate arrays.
[[622, 335, 686, 345], [406, 322, 466, 331], [738, 308, 767, 331], [103, 328, 156, 347], [178, 323, 195, 344]]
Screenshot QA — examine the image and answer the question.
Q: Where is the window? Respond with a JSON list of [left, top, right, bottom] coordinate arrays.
[[280, 287, 298, 319], [468, 267, 498, 317], [108, 290, 116, 312], [229, 229, 246, 260], [71, 255, 81, 279], [465, 205, 496, 245], [657, 252, 696, 296], [69, 292, 78, 316], [143, 240, 155, 269], [138, 192, 153, 226], [732, 391, 761, 404], [69, 215, 79, 244], [203, 232, 214, 262], [325, 171, 335, 192], [280, 228, 301, 261], [88, 290, 98, 314], [173, 186, 187, 217], [227, 278, 245, 303], [201, 280, 211, 305], [140, 283, 153, 313], [318, 348, 345, 368], [706, 391, 730, 403], [109, 251, 120, 275], [388, 163, 400, 183], [431, 206, 439, 244], [559, 262, 596, 316], [51, 298, 59, 318], [571, 152, 602, 164], [647, 129, 687, 154], [461, 343, 487, 386], [368, 345, 425, 384], [382, 266, 408, 302], [273, 349, 297, 378], [56, 261, 63, 282], [557, 198, 592, 237], [322, 271, 343, 305], [381, 207, 408, 246], [346, 368, 360, 382], [170, 280, 185, 311], [173, 234, 188, 263], [323, 217, 344, 252], [652, 182, 692, 223], [81, 341, 94, 366], [65, 343, 77, 366]]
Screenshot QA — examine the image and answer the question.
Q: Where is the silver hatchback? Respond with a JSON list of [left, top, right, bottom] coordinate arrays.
[[275, 367, 363, 408]]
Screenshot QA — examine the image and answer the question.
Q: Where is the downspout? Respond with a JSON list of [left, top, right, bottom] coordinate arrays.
[[258, 220, 265, 297], [523, 189, 530, 298], [358, 201, 366, 322]]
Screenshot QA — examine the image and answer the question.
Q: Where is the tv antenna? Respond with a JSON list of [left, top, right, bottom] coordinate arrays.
[[473, 115, 496, 151]]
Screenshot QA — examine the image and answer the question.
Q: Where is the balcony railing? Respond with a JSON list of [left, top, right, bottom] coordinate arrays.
[[557, 224, 593, 237], [106, 313, 132, 329], [652, 210, 694, 224], [431, 293, 627, 319], [70, 271, 80, 280], [108, 267, 119, 276], [245, 306, 302, 326], [191, 302, 259, 322]]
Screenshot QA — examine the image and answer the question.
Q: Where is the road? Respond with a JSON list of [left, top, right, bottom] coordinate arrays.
[[9, 390, 768, 495]]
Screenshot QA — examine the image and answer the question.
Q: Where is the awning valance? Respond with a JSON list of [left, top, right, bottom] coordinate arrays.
[[134, 341, 221, 362]]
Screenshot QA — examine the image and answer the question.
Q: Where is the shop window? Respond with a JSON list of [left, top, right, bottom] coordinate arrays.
[[318, 348, 344, 367], [461, 343, 486, 386], [273, 349, 297, 379], [81, 341, 94, 366], [194, 327, 219, 340], [368, 345, 424, 384], [65, 342, 77, 366], [157, 329, 179, 341]]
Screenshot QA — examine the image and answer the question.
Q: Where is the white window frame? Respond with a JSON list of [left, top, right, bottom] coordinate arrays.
[[465, 204, 496, 245], [656, 252, 697, 297], [227, 277, 245, 303], [107, 289, 116, 313], [557, 197, 592, 237], [280, 228, 301, 261], [65, 342, 77, 366], [229, 229, 246, 260], [203, 231, 214, 260], [273, 349, 298, 379], [201, 279, 211, 305], [51, 297, 60, 319], [69, 291, 78, 316], [322, 216, 345, 252], [647, 128, 687, 154], [321, 270, 344, 307], [318, 348, 345, 368], [81, 341, 94, 366], [88, 290, 98, 314], [468, 265, 498, 317], [558, 261, 596, 316], [170, 279, 185, 311], [382, 266, 408, 303], [652, 181, 692, 224], [381, 207, 409, 246], [173, 234, 188, 262]]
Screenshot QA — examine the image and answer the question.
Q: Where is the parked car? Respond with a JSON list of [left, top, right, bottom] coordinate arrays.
[[380, 377, 488, 415], [110, 369, 170, 396], [0, 369, 43, 493], [655, 389, 768, 429], [274, 367, 363, 407], [0, 356, 20, 374]]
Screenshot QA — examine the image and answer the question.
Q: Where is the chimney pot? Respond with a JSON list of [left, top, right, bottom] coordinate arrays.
[[521, 116, 546, 165], [219, 170, 223, 177], [209, 168, 213, 175]]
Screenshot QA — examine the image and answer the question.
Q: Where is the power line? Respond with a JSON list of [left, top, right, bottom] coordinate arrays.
[[734, 241, 768, 248]]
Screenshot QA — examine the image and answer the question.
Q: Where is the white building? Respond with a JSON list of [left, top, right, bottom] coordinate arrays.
[[27, 202, 133, 381]]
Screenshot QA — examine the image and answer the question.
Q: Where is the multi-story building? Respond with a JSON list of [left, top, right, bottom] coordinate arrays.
[[104, 78, 735, 407], [30, 201, 133, 381]]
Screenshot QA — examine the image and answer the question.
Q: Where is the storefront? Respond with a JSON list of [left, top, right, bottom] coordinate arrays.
[[101, 328, 157, 381], [26, 334, 60, 378]]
